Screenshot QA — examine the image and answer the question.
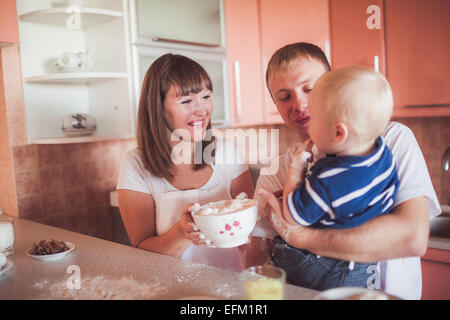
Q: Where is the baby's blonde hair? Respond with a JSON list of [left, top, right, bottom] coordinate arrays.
[[313, 66, 393, 143]]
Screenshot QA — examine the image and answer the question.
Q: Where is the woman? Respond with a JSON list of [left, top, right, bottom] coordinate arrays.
[[117, 54, 254, 272], [252, 42, 441, 299]]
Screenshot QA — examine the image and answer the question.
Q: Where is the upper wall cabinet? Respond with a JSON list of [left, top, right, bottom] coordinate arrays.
[[0, 0, 19, 44], [259, 0, 330, 124], [329, 0, 450, 118], [384, 0, 450, 117], [16, 0, 135, 144], [132, 45, 229, 127], [129, 0, 229, 127], [329, 0, 385, 73], [133, 0, 223, 49], [224, 0, 264, 127]]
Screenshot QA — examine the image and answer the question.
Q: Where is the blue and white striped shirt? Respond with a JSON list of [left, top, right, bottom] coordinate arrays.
[[287, 136, 399, 229]]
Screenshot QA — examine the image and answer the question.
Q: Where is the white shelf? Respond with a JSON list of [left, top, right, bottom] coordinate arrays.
[[30, 134, 134, 145], [25, 72, 128, 84], [19, 8, 123, 28]]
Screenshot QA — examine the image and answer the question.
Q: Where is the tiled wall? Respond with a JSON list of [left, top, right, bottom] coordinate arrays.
[[12, 140, 136, 241], [395, 117, 450, 206]]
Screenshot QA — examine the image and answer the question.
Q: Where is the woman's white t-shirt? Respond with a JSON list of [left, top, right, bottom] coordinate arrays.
[[116, 138, 249, 272], [254, 122, 441, 300]]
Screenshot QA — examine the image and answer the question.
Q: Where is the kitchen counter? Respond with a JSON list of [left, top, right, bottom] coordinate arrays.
[[427, 237, 450, 251], [0, 217, 318, 300], [428, 215, 450, 251]]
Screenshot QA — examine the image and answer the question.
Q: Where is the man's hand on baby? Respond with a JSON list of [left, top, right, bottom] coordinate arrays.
[[180, 203, 216, 248]]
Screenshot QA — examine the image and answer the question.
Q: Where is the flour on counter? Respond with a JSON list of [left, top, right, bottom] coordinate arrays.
[[44, 275, 168, 300], [212, 283, 240, 299], [33, 279, 49, 289]]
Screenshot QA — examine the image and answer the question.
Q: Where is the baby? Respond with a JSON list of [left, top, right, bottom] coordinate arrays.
[[273, 66, 400, 290]]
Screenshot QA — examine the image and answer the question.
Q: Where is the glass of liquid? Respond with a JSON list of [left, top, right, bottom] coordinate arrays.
[[241, 265, 286, 300], [0, 216, 15, 256]]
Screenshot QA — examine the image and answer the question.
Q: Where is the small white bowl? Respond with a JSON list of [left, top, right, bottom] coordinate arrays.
[[27, 241, 75, 261], [314, 287, 400, 300], [191, 199, 258, 248]]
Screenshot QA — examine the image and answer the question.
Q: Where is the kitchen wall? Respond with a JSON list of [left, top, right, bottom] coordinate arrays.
[[0, 46, 18, 218], [11, 139, 136, 240], [395, 117, 450, 206]]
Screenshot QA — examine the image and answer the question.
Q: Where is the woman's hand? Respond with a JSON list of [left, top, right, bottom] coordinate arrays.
[[179, 203, 216, 247]]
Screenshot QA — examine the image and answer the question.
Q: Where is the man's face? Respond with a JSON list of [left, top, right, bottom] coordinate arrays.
[[268, 58, 328, 139]]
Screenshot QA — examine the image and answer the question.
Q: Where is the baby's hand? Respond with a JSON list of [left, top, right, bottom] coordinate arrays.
[[290, 139, 314, 171]]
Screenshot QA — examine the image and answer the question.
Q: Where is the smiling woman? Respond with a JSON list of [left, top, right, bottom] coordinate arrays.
[[137, 54, 215, 180], [116, 54, 254, 272]]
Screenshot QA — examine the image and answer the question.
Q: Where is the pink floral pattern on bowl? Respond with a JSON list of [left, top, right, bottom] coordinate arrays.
[[191, 199, 258, 248], [219, 220, 243, 236]]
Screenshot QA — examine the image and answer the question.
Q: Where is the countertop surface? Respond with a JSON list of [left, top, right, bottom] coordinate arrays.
[[0, 218, 318, 300]]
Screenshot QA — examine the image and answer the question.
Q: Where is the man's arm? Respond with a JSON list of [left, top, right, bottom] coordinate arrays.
[[260, 188, 429, 263]]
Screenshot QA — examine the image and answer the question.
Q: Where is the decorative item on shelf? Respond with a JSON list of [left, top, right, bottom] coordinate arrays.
[[55, 50, 93, 73], [62, 113, 96, 137]]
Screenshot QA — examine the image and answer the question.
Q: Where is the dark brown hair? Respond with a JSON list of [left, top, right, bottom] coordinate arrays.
[[266, 42, 331, 87], [137, 54, 215, 180]]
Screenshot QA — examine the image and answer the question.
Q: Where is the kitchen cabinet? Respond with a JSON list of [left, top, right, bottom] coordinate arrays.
[[0, 0, 19, 44], [384, 0, 450, 117], [132, 46, 229, 126], [421, 247, 450, 300], [224, 0, 264, 127], [129, 0, 229, 127], [329, 0, 385, 73], [133, 0, 223, 48], [16, 0, 135, 144], [329, 0, 450, 118], [258, 0, 330, 124]]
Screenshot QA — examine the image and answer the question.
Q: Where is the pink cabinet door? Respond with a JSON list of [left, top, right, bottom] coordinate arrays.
[[329, 0, 385, 73], [225, 0, 264, 127], [384, 0, 450, 117], [421, 248, 450, 300], [0, 0, 19, 44], [259, 0, 330, 124]]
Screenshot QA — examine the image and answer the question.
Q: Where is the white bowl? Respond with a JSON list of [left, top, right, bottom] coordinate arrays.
[[314, 287, 400, 300], [191, 199, 258, 248], [26, 241, 75, 261]]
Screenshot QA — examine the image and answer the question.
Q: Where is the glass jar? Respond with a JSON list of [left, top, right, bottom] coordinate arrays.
[[0, 216, 15, 256]]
